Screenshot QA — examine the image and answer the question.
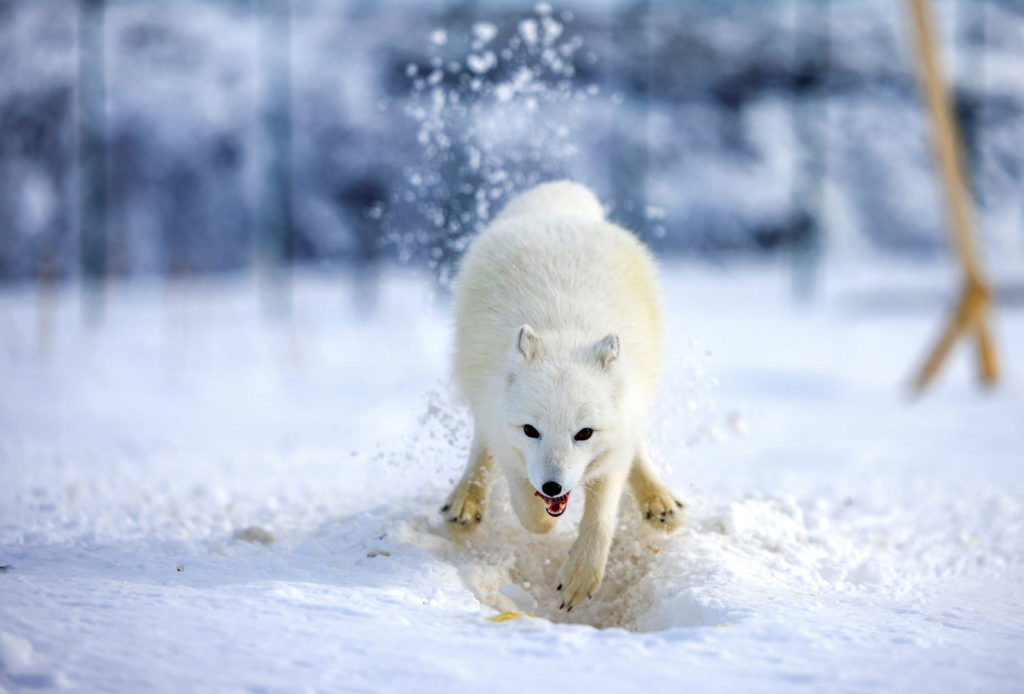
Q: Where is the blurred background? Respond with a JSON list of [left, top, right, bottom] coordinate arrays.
[[2, 0, 1022, 317]]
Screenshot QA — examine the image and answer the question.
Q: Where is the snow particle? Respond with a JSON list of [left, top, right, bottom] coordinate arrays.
[[429, 29, 447, 46], [466, 51, 497, 75], [728, 410, 747, 435], [518, 18, 539, 45], [472, 21, 498, 45], [541, 17, 563, 44], [645, 205, 667, 221], [494, 83, 515, 103]]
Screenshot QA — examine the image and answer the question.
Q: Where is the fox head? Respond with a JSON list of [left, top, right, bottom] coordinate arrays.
[[501, 325, 625, 500]]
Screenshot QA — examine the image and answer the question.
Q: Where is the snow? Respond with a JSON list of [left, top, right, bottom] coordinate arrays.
[[518, 18, 539, 45], [1, 262, 1022, 692], [472, 22, 499, 47], [429, 29, 447, 46], [466, 52, 498, 75]]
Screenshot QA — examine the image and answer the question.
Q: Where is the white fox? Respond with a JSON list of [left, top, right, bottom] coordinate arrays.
[[442, 181, 683, 610]]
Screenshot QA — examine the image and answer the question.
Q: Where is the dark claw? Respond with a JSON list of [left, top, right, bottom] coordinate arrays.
[[440, 504, 449, 512], [659, 518, 665, 523], [557, 583, 562, 591], [448, 516, 457, 523], [566, 606, 573, 613], [475, 512, 482, 522], [559, 601, 565, 609], [646, 511, 653, 520], [676, 500, 683, 508]]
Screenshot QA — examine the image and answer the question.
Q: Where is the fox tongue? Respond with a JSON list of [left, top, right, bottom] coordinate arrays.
[[535, 490, 570, 517]]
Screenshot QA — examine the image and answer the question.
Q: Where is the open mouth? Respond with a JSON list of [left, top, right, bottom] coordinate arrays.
[[534, 490, 570, 517]]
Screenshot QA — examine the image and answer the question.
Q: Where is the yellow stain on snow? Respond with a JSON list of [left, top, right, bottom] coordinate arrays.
[[712, 622, 737, 628], [487, 611, 535, 623]]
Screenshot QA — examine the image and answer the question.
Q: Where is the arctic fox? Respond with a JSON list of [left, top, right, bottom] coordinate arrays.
[[441, 181, 683, 611]]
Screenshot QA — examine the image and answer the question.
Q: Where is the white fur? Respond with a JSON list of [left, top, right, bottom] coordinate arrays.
[[442, 181, 683, 610]]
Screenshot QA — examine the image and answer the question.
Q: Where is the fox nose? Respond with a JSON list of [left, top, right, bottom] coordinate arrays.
[[541, 481, 562, 497]]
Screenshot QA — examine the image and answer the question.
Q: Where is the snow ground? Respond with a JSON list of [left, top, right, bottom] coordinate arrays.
[[1, 263, 1022, 693]]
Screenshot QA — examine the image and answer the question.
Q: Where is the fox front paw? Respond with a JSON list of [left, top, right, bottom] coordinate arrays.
[[556, 545, 606, 611], [639, 488, 685, 531], [440, 481, 486, 530]]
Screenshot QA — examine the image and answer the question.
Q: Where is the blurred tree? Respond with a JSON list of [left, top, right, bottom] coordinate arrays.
[[609, 0, 650, 238], [78, 0, 107, 322], [334, 177, 385, 315], [790, 0, 830, 301], [258, 0, 294, 318]]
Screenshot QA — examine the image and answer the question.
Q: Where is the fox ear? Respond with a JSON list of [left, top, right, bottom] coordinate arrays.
[[515, 325, 541, 362], [592, 333, 620, 369]]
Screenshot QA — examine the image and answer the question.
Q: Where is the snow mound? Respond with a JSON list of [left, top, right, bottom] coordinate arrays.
[[383, 473, 1020, 632], [376, 479, 1013, 632], [0, 630, 69, 690]]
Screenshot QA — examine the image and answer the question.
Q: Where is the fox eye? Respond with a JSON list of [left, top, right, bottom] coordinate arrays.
[[523, 424, 541, 439], [574, 428, 593, 441]]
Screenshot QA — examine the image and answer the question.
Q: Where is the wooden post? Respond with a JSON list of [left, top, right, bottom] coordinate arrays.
[[905, 0, 998, 393]]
